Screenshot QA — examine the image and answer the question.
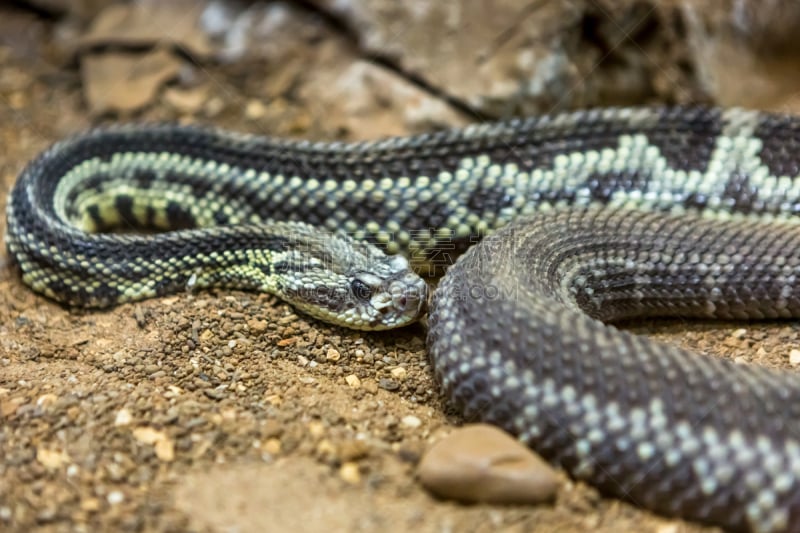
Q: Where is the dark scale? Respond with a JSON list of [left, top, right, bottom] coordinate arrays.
[[465, 184, 516, 218], [145, 205, 158, 228], [113, 195, 137, 229], [398, 188, 454, 234], [85, 204, 107, 231], [152, 275, 187, 298], [754, 115, 800, 178], [336, 193, 393, 227], [683, 191, 709, 210], [585, 169, 649, 203], [645, 109, 722, 172], [129, 168, 158, 189], [165, 201, 196, 230], [719, 172, 759, 213]]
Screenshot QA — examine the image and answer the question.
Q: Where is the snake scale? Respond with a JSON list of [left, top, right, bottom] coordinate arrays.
[[7, 106, 800, 532]]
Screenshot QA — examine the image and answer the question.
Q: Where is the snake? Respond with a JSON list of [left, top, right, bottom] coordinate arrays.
[[6, 106, 800, 532]]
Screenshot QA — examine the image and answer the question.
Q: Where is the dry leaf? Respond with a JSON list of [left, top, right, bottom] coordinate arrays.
[[81, 48, 181, 114], [79, 1, 212, 57]]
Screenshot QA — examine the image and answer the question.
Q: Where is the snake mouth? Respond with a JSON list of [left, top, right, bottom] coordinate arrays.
[[371, 274, 428, 326], [392, 283, 428, 317]]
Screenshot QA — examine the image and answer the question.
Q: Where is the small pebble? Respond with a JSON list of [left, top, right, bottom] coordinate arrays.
[[390, 367, 407, 380], [80, 498, 101, 512], [264, 438, 281, 455], [379, 378, 400, 391], [316, 439, 336, 459], [731, 328, 747, 339], [401, 415, 422, 428], [245, 99, 267, 119], [345, 374, 361, 389], [247, 318, 268, 333], [204, 96, 225, 117], [418, 424, 560, 504], [155, 438, 175, 462], [339, 440, 369, 461], [163, 86, 207, 114], [114, 408, 133, 426], [36, 393, 57, 408], [262, 419, 284, 438], [326, 348, 341, 362], [790, 349, 800, 366], [308, 421, 325, 438], [36, 448, 70, 469], [339, 462, 361, 484], [106, 491, 125, 505], [277, 337, 296, 347], [265, 394, 282, 406]]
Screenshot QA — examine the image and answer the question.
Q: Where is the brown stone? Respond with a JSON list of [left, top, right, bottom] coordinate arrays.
[[418, 424, 560, 505]]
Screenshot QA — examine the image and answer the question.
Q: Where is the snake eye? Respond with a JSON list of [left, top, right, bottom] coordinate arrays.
[[350, 278, 373, 300]]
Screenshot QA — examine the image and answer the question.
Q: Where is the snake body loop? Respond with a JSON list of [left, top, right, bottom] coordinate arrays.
[[7, 106, 800, 532], [429, 207, 800, 532]]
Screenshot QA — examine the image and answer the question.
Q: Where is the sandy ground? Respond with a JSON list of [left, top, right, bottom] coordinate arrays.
[[3, 3, 800, 532]]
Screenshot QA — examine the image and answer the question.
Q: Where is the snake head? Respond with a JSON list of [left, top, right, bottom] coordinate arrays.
[[344, 254, 428, 330], [272, 224, 427, 330]]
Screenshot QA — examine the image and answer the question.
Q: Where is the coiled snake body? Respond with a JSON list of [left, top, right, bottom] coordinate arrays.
[[7, 106, 800, 532]]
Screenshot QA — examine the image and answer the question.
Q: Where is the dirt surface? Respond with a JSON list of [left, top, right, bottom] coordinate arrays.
[[3, 2, 800, 532]]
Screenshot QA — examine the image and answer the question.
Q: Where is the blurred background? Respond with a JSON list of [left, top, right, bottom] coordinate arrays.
[[4, 0, 800, 141]]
